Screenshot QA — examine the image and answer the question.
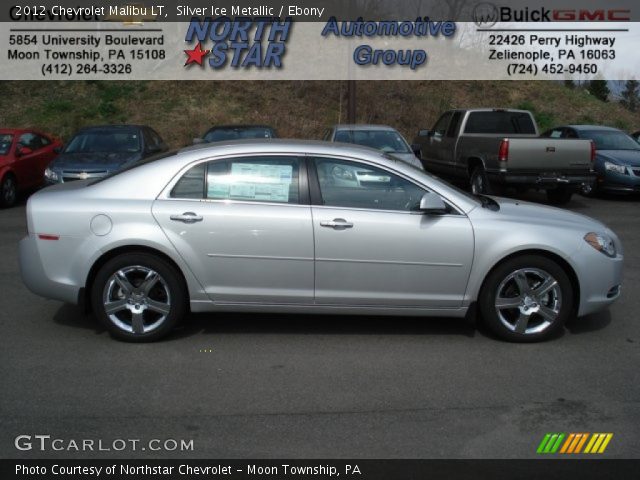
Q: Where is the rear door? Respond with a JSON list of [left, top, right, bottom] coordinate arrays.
[[153, 154, 315, 304]]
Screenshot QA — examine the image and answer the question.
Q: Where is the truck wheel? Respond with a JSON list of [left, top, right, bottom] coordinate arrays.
[[580, 182, 597, 197], [546, 187, 573, 205], [470, 166, 490, 195], [479, 255, 573, 342]]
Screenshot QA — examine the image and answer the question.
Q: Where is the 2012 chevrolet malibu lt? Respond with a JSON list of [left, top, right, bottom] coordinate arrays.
[[19, 141, 623, 342]]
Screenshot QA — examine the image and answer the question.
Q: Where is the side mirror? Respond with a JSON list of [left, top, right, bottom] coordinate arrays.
[[193, 138, 205, 145], [410, 143, 421, 156], [419, 192, 447, 214], [418, 129, 431, 137], [53, 146, 63, 154]]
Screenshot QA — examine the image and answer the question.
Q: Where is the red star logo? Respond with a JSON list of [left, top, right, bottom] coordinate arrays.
[[184, 42, 210, 66]]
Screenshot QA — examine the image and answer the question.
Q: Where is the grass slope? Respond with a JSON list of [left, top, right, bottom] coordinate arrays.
[[1, 80, 638, 147]]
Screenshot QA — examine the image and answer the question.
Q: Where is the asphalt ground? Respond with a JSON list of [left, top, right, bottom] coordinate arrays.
[[0, 191, 638, 460]]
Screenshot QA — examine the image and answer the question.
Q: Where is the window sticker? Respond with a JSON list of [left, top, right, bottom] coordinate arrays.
[[208, 163, 294, 202]]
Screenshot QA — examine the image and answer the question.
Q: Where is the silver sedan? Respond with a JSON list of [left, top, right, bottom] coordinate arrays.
[[19, 140, 623, 342]]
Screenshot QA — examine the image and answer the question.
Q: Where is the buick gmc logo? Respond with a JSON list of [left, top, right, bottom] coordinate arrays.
[[472, 2, 631, 25]]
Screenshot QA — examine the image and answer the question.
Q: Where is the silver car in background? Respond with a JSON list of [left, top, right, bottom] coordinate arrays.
[[322, 124, 424, 170], [19, 141, 623, 342]]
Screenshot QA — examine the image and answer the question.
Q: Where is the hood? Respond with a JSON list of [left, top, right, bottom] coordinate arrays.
[[49, 151, 141, 171], [488, 197, 606, 232], [596, 149, 640, 167]]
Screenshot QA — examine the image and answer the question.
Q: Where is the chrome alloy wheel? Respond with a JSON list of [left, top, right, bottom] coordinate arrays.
[[494, 268, 562, 335], [102, 265, 171, 334]]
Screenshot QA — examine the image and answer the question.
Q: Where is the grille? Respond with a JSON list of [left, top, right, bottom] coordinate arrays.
[[61, 170, 108, 182]]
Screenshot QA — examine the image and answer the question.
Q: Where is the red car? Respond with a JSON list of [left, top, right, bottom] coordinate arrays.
[[0, 128, 62, 207]]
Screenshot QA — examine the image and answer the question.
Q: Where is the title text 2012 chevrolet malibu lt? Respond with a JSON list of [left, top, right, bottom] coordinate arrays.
[[19, 141, 623, 342]]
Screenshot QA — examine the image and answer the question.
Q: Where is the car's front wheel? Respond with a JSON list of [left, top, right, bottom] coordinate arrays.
[[91, 253, 187, 342], [479, 255, 574, 342], [0, 174, 17, 208]]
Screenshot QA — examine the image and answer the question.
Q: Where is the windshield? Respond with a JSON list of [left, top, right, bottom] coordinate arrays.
[[0, 134, 13, 155], [335, 129, 412, 154], [204, 127, 274, 142], [65, 130, 141, 153], [581, 130, 640, 151]]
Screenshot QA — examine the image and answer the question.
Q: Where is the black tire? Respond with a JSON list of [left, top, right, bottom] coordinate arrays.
[[91, 253, 187, 342], [469, 165, 490, 195], [0, 174, 17, 208], [546, 187, 573, 205], [479, 255, 574, 342], [580, 181, 597, 197]]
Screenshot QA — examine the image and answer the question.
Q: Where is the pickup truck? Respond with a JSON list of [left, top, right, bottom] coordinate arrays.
[[412, 109, 595, 204]]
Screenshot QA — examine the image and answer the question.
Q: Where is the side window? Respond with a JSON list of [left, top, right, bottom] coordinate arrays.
[[322, 128, 332, 141], [432, 113, 452, 137], [446, 112, 462, 138], [147, 129, 164, 149], [564, 129, 578, 139], [171, 163, 206, 199], [207, 156, 300, 204], [38, 134, 51, 146], [18, 133, 42, 150], [314, 158, 426, 212], [545, 129, 563, 139]]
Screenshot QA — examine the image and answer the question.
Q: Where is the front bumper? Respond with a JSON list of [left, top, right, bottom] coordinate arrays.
[[572, 242, 624, 317], [597, 169, 640, 194], [19, 234, 81, 304]]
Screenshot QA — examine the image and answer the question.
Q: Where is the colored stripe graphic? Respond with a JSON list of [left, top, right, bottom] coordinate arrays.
[[539, 433, 613, 454], [537, 433, 565, 454], [584, 433, 613, 454]]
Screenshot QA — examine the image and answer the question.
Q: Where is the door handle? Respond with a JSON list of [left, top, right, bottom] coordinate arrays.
[[320, 218, 354, 229], [170, 212, 203, 224]]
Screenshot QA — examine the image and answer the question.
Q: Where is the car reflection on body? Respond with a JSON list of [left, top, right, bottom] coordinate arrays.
[[20, 140, 623, 342]]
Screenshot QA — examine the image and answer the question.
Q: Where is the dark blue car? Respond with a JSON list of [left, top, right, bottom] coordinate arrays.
[[45, 125, 167, 184], [542, 125, 640, 195]]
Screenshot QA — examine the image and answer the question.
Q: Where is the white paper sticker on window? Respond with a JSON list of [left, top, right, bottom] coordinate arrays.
[[208, 163, 294, 202]]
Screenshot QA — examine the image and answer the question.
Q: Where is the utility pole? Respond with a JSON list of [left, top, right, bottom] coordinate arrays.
[[347, 80, 356, 124]]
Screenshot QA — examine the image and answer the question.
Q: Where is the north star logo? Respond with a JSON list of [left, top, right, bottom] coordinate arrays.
[[184, 42, 209, 66], [183, 17, 292, 69]]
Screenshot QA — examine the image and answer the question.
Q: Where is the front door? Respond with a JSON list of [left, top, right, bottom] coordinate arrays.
[[310, 157, 474, 308]]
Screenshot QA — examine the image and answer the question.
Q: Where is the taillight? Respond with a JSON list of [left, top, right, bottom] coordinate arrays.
[[590, 140, 596, 165], [498, 139, 509, 162], [38, 234, 59, 241]]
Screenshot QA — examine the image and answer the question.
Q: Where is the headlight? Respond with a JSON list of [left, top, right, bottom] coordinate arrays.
[[584, 232, 616, 258], [604, 162, 627, 175], [44, 167, 58, 182]]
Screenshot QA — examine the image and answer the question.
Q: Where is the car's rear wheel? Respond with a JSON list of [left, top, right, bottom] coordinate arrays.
[[0, 174, 17, 208], [91, 253, 187, 342], [479, 255, 574, 342]]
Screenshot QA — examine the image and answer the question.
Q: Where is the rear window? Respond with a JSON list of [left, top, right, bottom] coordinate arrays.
[[464, 111, 536, 134]]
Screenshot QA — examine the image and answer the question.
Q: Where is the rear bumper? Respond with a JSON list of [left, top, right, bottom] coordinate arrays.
[[488, 171, 596, 188], [19, 234, 81, 304]]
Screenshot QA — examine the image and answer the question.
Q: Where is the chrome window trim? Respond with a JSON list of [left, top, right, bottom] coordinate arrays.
[[158, 150, 467, 216]]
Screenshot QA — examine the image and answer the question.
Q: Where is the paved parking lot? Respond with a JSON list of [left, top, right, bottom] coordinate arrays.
[[1, 192, 638, 459]]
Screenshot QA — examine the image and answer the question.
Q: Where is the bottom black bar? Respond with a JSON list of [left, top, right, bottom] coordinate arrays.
[[2, 459, 639, 480]]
